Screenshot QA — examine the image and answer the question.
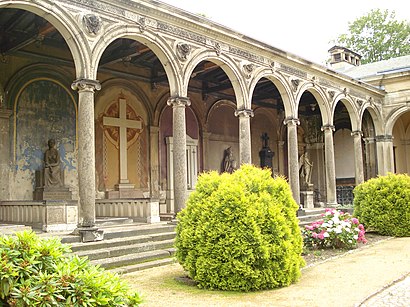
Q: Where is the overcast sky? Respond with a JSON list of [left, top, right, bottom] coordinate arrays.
[[160, 0, 409, 65]]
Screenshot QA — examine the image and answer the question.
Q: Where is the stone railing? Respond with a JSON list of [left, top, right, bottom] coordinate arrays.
[[96, 198, 160, 223], [0, 200, 78, 232]]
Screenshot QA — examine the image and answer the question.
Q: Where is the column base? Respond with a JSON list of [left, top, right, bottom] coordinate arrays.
[[73, 226, 104, 242]]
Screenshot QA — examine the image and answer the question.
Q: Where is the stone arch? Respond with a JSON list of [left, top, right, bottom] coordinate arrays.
[[296, 83, 330, 125], [0, 1, 90, 78], [91, 26, 180, 94], [331, 95, 360, 131], [249, 69, 294, 118], [359, 104, 384, 136], [183, 51, 247, 109], [384, 106, 410, 136]]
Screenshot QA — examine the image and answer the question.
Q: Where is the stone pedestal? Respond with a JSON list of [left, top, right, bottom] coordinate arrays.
[[34, 187, 72, 201], [301, 190, 314, 209]]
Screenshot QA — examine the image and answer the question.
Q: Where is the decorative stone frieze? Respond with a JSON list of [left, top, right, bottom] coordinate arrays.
[[82, 14, 102, 35]]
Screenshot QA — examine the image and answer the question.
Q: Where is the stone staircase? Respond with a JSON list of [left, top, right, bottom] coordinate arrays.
[[60, 220, 177, 275], [2, 210, 328, 275]]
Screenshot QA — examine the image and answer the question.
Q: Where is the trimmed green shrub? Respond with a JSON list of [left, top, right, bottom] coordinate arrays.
[[175, 164, 305, 291], [353, 173, 410, 236], [0, 231, 142, 306]]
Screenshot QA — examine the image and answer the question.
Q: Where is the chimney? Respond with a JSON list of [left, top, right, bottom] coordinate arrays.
[[328, 46, 361, 71]]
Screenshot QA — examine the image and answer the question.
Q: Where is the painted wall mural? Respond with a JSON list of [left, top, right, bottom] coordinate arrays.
[[11, 79, 77, 200]]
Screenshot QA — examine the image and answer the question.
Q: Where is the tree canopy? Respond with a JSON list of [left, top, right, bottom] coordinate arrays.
[[334, 9, 410, 64]]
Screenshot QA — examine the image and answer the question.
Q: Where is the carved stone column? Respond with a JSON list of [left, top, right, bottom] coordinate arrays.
[[322, 124, 337, 206], [284, 117, 300, 205], [71, 79, 101, 228], [149, 126, 160, 198], [202, 131, 211, 171], [167, 96, 190, 214], [375, 135, 394, 175], [277, 140, 285, 175], [351, 130, 364, 185], [363, 137, 377, 179], [235, 108, 254, 165], [0, 109, 12, 200]]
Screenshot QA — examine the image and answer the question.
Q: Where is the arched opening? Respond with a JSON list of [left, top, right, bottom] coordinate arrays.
[[362, 109, 377, 180], [298, 90, 325, 206], [0, 8, 77, 201], [251, 77, 285, 176], [95, 37, 168, 200], [392, 111, 410, 174], [192, 60, 237, 173]]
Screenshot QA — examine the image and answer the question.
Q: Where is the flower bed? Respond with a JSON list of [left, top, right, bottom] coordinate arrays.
[[302, 208, 367, 249]]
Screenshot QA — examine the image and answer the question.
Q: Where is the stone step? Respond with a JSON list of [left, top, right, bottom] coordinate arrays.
[[70, 231, 176, 252], [91, 247, 176, 269], [96, 217, 134, 226], [75, 239, 175, 261], [111, 258, 177, 275], [0, 224, 32, 235]]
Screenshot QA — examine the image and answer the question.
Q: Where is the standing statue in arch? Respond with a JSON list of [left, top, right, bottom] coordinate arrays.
[[299, 149, 313, 186], [222, 146, 236, 174], [44, 138, 62, 188]]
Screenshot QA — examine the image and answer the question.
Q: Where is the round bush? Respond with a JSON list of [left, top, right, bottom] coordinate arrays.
[[175, 164, 305, 291], [353, 173, 410, 236], [0, 231, 141, 306]]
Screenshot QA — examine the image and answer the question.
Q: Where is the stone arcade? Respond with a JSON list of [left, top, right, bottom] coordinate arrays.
[[0, 1, 409, 234]]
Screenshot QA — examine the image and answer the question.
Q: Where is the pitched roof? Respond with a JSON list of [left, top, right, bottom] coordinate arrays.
[[342, 55, 410, 79]]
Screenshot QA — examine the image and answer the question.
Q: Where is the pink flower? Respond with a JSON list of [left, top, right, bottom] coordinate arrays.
[[358, 224, 364, 230], [352, 218, 359, 224], [318, 233, 324, 240], [312, 232, 318, 239]]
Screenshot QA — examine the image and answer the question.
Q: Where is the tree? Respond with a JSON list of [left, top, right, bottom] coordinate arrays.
[[334, 9, 410, 64]]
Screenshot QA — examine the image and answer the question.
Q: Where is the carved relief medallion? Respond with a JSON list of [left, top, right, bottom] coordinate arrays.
[[83, 14, 102, 35], [176, 42, 191, 61]]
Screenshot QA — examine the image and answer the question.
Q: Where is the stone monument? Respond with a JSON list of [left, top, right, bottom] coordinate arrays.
[[259, 133, 274, 175], [299, 148, 314, 209], [34, 139, 72, 200], [221, 146, 236, 173]]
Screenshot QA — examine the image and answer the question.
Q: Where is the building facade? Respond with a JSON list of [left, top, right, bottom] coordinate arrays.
[[0, 0, 409, 232]]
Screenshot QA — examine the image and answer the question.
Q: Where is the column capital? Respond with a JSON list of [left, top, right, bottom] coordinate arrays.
[[375, 135, 393, 142], [234, 108, 254, 118], [283, 117, 300, 126], [351, 130, 363, 137], [150, 125, 160, 134], [167, 96, 191, 107], [71, 78, 101, 92], [321, 124, 335, 132]]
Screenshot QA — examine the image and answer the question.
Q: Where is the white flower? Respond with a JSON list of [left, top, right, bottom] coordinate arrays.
[[323, 232, 330, 238], [353, 235, 358, 240]]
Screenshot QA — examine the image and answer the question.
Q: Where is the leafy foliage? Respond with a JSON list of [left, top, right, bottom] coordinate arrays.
[[0, 231, 142, 306], [175, 165, 305, 291], [302, 208, 367, 249], [334, 9, 410, 64], [353, 173, 410, 236]]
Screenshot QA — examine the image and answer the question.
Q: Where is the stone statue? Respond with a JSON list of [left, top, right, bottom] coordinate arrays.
[[299, 150, 313, 186], [222, 146, 236, 174], [44, 139, 62, 188]]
